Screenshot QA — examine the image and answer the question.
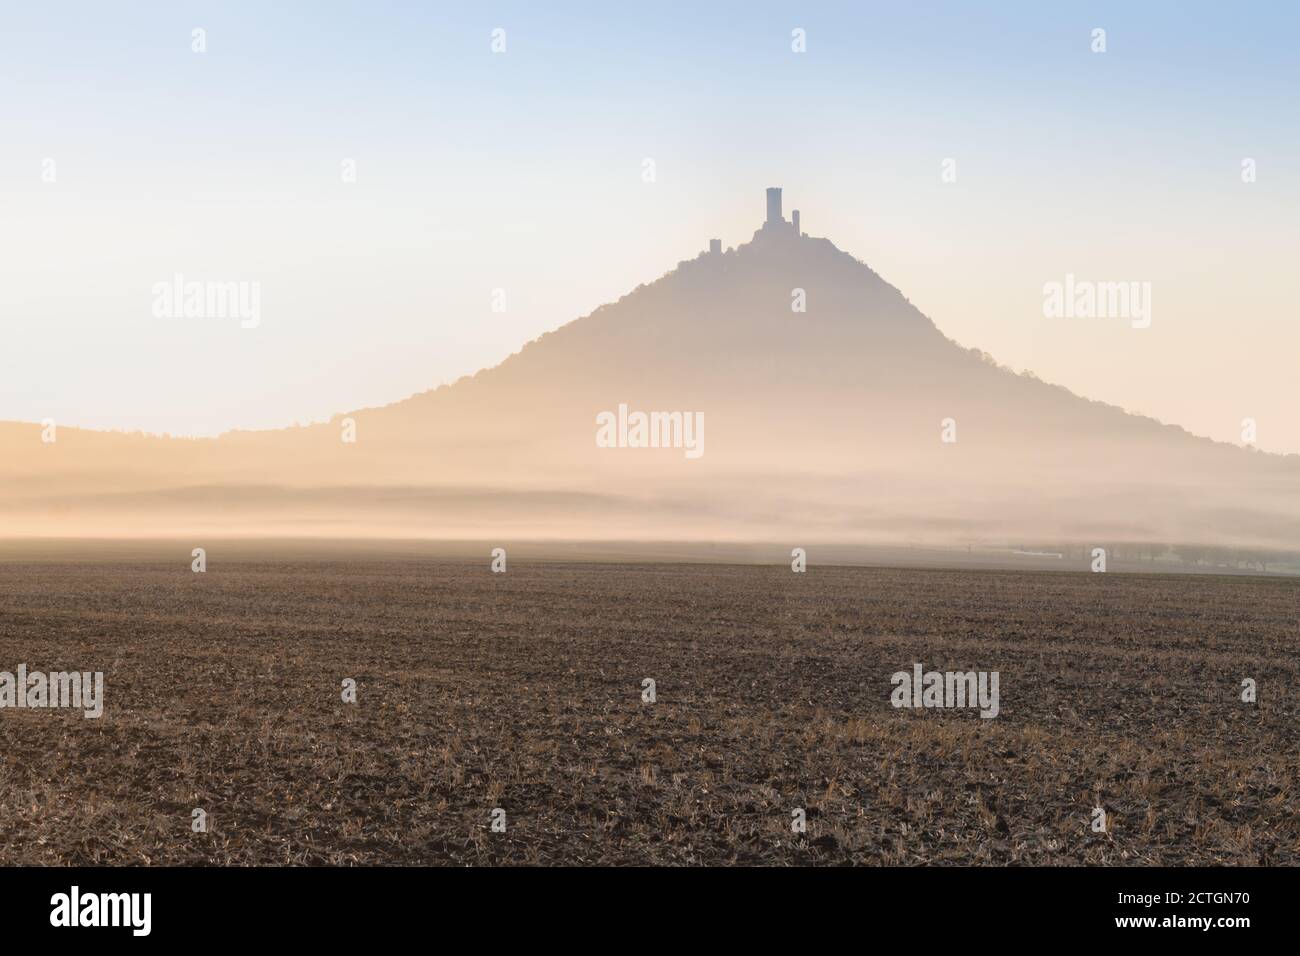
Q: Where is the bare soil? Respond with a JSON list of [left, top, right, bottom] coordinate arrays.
[[1, 560, 1296, 865]]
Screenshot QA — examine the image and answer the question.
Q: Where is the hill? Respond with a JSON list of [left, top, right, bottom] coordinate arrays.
[[2, 191, 1297, 557]]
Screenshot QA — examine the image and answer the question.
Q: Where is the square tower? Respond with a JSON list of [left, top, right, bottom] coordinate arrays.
[[765, 187, 783, 225]]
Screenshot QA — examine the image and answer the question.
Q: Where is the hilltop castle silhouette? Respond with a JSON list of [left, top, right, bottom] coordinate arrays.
[[710, 187, 801, 255], [764, 187, 800, 236]]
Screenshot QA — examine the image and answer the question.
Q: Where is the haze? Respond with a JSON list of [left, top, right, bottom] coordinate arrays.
[[2, 2, 1298, 453]]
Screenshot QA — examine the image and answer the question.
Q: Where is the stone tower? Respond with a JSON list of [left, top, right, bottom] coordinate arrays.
[[765, 187, 782, 226]]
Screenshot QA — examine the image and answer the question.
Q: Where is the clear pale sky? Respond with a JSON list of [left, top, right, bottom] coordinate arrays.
[[2, 1, 1297, 451]]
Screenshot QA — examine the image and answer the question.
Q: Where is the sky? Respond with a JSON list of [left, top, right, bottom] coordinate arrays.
[[2, 1, 1298, 452]]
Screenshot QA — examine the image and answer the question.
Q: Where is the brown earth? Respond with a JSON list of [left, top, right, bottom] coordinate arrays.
[[0, 558, 1296, 865]]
